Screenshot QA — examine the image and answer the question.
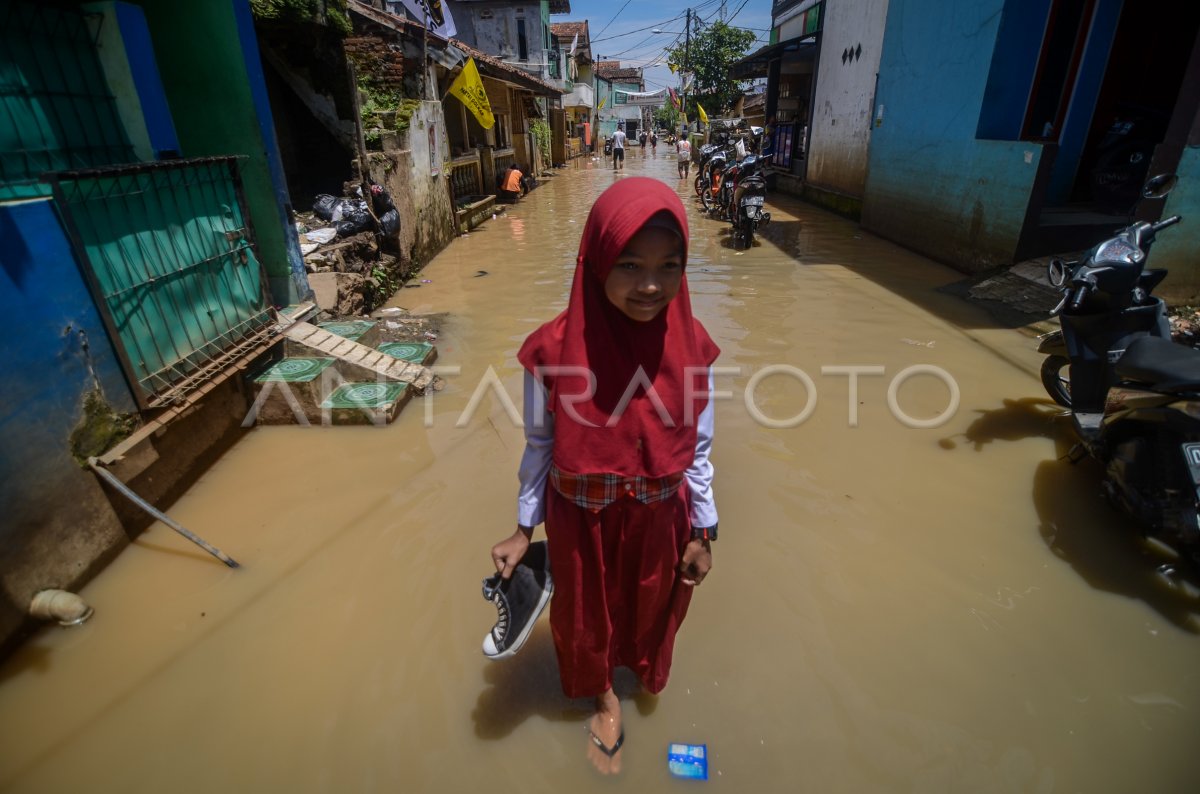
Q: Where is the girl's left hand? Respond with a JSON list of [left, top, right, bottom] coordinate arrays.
[[679, 539, 712, 586]]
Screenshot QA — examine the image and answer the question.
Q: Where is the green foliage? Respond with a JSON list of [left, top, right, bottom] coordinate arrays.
[[370, 262, 404, 304], [666, 21, 757, 118], [653, 104, 681, 131], [530, 119, 552, 162], [250, 0, 349, 32]]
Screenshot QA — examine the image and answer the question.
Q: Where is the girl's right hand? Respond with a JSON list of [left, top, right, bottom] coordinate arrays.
[[491, 527, 532, 579]]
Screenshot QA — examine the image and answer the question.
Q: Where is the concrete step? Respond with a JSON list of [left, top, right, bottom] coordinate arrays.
[[247, 322, 436, 426], [284, 319, 381, 357], [282, 321, 434, 390]]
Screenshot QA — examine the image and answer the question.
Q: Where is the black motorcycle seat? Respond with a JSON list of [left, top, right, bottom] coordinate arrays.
[[1114, 336, 1200, 391]]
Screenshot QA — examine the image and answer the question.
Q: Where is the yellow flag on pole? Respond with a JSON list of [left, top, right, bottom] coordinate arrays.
[[598, 96, 606, 109], [448, 58, 494, 129], [697, 104, 709, 124]]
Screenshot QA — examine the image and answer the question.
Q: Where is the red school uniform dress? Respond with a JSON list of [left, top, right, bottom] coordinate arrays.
[[516, 178, 720, 697]]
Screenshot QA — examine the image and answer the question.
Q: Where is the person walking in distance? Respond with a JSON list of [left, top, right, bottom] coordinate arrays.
[[490, 178, 721, 775], [610, 126, 626, 170], [676, 135, 692, 179]]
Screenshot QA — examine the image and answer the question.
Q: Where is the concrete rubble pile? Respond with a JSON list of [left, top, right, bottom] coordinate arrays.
[[295, 182, 406, 319]]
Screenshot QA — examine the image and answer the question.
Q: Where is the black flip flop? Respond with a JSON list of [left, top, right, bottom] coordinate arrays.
[[588, 727, 625, 759]]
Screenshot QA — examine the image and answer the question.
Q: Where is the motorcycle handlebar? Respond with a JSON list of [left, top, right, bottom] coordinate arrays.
[[1151, 214, 1182, 233], [1069, 284, 1090, 311]]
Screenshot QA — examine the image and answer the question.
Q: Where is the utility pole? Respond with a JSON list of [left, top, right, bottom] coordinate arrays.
[[683, 8, 690, 133]]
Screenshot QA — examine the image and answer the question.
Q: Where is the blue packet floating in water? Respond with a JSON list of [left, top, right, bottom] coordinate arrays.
[[667, 743, 708, 780]]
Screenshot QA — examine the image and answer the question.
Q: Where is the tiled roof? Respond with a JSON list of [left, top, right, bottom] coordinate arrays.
[[449, 38, 564, 95], [550, 20, 588, 42], [596, 61, 642, 81], [745, 92, 766, 111], [549, 0, 571, 12]]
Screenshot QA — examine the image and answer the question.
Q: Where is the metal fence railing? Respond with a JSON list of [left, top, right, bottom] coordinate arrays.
[[448, 155, 483, 204], [0, 1, 135, 200], [45, 157, 275, 409]]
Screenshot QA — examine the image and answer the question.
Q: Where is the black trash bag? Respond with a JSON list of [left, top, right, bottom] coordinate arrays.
[[336, 209, 375, 237], [312, 194, 339, 220], [369, 184, 395, 214], [378, 208, 400, 237]]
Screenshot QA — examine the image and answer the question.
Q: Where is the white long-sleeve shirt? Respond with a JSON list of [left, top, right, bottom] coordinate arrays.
[[517, 369, 718, 528]]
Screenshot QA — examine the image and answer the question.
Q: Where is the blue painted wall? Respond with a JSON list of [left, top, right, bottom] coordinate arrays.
[[0, 199, 135, 622], [0, 199, 135, 457], [1147, 146, 1200, 300], [113, 1, 181, 158], [976, 0, 1050, 141], [863, 0, 1046, 270]]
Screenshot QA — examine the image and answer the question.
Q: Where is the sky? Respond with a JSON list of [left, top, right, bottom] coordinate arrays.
[[552, 0, 776, 96]]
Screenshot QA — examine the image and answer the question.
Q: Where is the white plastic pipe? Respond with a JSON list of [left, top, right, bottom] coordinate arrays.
[[29, 589, 94, 626]]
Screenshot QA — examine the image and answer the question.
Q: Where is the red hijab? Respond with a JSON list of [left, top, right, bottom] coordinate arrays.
[[517, 178, 720, 477]]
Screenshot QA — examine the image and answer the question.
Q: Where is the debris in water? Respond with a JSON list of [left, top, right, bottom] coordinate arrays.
[[474, 270, 489, 277], [901, 338, 936, 348], [667, 743, 708, 780]]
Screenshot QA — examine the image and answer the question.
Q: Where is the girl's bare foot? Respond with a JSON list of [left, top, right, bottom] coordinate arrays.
[[586, 688, 623, 774]]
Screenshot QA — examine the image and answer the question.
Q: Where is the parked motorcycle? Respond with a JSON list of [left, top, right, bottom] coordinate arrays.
[[731, 154, 770, 248], [1038, 173, 1200, 559]]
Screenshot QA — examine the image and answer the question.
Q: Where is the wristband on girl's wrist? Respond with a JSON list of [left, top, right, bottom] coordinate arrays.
[[690, 524, 717, 543]]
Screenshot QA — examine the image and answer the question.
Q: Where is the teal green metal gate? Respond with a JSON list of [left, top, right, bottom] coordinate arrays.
[[46, 157, 276, 410]]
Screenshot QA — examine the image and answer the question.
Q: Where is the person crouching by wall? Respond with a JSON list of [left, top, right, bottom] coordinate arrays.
[[498, 164, 525, 204]]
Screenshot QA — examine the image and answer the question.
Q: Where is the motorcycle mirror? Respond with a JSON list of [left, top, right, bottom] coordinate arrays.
[[1047, 258, 1068, 287], [1142, 173, 1178, 200]]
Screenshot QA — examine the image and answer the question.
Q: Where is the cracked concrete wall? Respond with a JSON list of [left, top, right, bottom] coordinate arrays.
[[806, 0, 889, 199], [393, 100, 456, 267]]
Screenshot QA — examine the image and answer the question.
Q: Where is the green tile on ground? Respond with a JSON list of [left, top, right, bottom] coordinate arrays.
[[320, 382, 406, 409], [377, 342, 434, 363], [254, 358, 336, 383], [318, 320, 376, 342]]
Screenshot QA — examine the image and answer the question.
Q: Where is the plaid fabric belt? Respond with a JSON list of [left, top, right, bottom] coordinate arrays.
[[550, 465, 684, 513]]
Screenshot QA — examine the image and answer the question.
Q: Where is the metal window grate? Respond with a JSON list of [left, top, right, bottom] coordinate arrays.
[[0, 0, 135, 199], [46, 157, 275, 410]]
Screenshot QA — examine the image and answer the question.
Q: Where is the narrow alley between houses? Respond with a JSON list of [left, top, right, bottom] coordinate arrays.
[[2, 152, 1198, 792]]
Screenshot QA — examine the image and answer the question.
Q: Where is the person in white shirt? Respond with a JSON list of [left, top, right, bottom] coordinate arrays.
[[676, 136, 692, 179], [611, 127, 626, 170]]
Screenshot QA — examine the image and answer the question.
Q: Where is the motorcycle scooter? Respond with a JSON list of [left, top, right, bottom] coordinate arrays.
[[731, 153, 770, 248], [1038, 174, 1200, 559]]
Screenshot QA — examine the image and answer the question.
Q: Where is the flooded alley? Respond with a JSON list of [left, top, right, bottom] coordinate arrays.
[[2, 151, 1198, 793]]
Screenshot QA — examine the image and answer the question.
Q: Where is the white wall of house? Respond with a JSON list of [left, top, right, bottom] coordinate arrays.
[[804, 0, 889, 198], [458, 2, 553, 82]]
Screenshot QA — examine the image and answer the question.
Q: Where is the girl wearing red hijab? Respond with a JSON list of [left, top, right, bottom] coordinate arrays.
[[490, 178, 720, 774]]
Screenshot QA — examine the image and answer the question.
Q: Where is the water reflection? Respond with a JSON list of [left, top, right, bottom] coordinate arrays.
[[944, 396, 1200, 631]]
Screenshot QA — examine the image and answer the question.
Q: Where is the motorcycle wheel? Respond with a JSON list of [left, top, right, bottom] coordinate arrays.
[[694, 173, 705, 197], [742, 216, 754, 248], [1040, 355, 1072, 408], [701, 183, 715, 211]]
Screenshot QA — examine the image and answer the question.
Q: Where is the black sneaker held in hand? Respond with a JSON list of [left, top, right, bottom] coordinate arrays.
[[481, 540, 553, 659]]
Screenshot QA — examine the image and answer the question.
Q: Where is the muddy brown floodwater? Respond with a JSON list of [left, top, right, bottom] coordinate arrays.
[[2, 150, 1199, 793]]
